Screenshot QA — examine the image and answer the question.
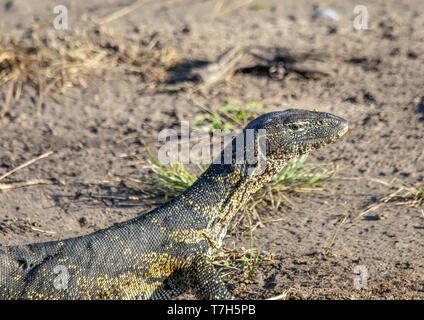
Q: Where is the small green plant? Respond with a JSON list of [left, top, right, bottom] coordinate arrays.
[[395, 182, 424, 207], [194, 100, 264, 131], [248, 155, 334, 215], [146, 152, 334, 205], [417, 189, 424, 203], [145, 154, 201, 200], [249, 3, 268, 11], [213, 247, 275, 280], [266, 155, 334, 191]]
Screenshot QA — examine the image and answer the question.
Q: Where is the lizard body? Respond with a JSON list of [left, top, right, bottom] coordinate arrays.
[[0, 109, 348, 299]]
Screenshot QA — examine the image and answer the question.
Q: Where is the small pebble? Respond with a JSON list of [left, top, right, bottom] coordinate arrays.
[[312, 7, 339, 22]]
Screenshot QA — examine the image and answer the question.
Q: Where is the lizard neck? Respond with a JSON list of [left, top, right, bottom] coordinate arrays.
[[182, 157, 289, 247]]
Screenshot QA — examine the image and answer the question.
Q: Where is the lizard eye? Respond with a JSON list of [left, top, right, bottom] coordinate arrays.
[[288, 123, 302, 131], [317, 120, 325, 126]]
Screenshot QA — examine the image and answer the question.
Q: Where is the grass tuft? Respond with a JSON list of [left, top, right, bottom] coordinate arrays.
[[266, 155, 334, 191], [0, 28, 111, 106], [194, 100, 264, 130], [213, 247, 275, 280], [397, 184, 424, 207], [380, 181, 424, 208], [249, 3, 268, 11], [145, 152, 334, 205], [0, 25, 178, 108], [145, 155, 201, 200]]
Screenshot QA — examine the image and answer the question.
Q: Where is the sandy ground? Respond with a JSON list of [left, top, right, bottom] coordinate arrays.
[[0, 0, 423, 299]]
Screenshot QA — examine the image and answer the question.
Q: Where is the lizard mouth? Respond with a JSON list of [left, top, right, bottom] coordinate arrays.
[[301, 125, 349, 153], [324, 120, 349, 144], [337, 121, 349, 138], [307, 118, 349, 149]]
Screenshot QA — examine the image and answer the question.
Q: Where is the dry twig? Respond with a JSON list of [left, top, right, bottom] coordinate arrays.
[[0, 151, 54, 182]]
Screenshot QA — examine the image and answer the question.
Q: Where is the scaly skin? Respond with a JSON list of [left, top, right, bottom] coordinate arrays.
[[0, 109, 348, 300]]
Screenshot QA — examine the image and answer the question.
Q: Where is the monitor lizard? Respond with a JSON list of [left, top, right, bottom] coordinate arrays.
[[0, 108, 348, 299]]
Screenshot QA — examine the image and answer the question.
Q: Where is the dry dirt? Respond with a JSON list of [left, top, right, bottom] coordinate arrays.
[[0, 0, 423, 299]]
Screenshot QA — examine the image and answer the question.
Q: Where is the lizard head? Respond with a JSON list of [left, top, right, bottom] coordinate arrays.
[[200, 109, 348, 239], [245, 108, 348, 162], [198, 109, 348, 233]]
